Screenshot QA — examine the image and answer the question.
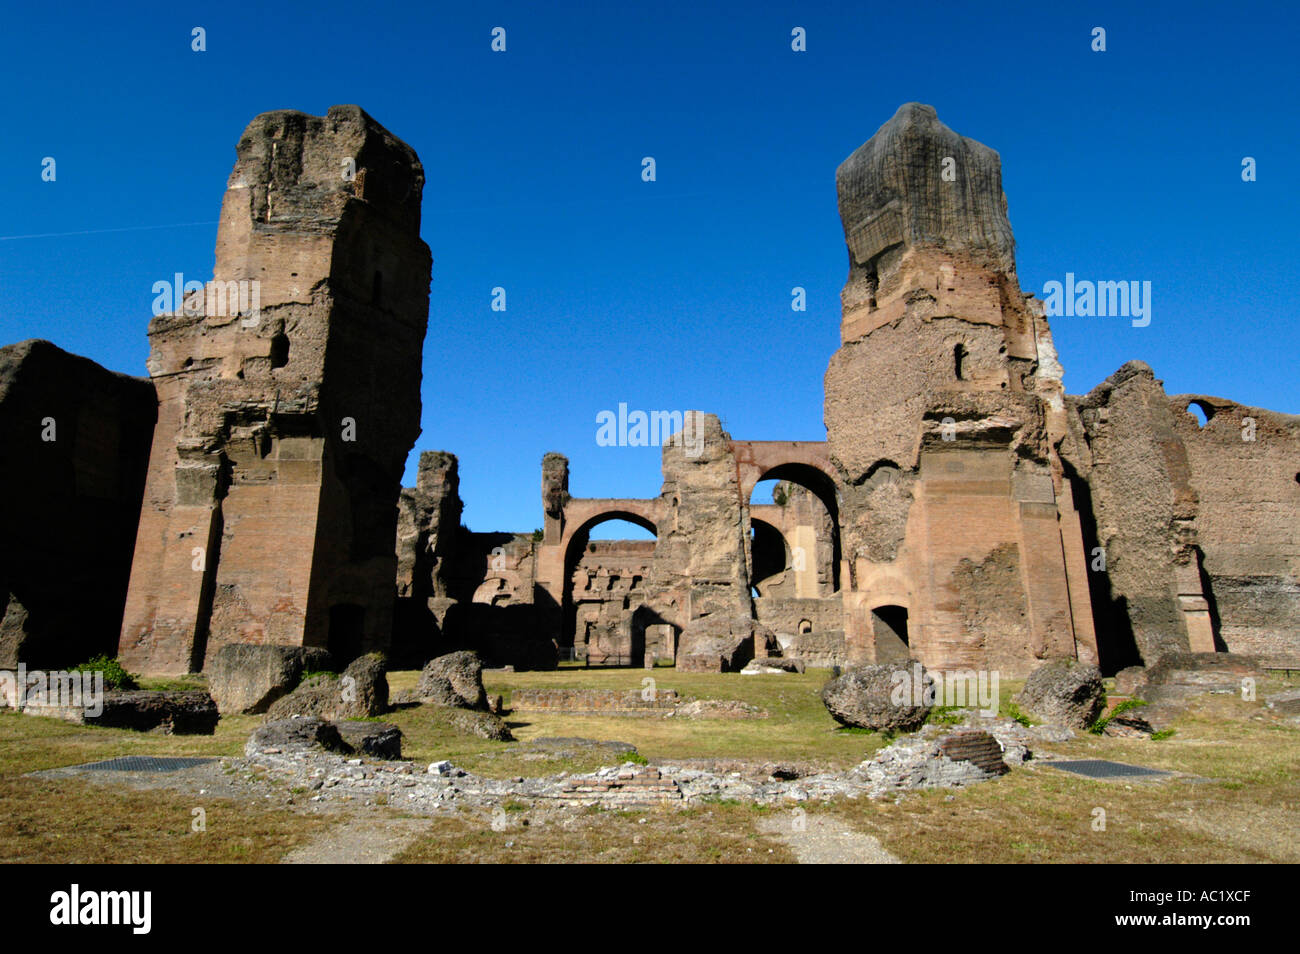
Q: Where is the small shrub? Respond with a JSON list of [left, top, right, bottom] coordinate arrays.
[[927, 706, 965, 726], [622, 752, 649, 766], [1003, 702, 1033, 727], [1089, 698, 1147, 735], [1151, 729, 1176, 741], [70, 655, 137, 691]]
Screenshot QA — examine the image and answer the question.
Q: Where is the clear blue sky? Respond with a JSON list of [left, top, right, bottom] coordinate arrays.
[[2, 1, 1296, 536]]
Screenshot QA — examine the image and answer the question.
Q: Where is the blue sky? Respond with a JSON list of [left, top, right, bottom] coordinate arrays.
[[2, 1, 1296, 536]]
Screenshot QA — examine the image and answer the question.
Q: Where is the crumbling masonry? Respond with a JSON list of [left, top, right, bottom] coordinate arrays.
[[1, 103, 1296, 677], [116, 106, 430, 674]]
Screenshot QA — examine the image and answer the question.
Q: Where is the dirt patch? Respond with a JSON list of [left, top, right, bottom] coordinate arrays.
[[281, 815, 430, 864], [756, 813, 900, 864]]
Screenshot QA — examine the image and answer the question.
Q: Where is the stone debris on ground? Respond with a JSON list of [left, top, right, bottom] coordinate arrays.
[[1015, 659, 1105, 729], [236, 712, 1039, 813]]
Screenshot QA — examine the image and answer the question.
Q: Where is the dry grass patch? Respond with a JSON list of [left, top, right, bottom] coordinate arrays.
[[393, 801, 795, 864], [0, 776, 331, 863], [0, 709, 257, 777], [820, 691, 1300, 863]]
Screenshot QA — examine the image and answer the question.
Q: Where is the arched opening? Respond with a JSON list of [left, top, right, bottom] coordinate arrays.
[[871, 605, 909, 662], [586, 519, 656, 541], [1186, 401, 1213, 428], [749, 517, 789, 597], [746, 463, 842, 595], [562, 512, 658, 667]]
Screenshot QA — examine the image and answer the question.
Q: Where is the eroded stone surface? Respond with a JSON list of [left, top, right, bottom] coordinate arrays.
[[0, 340, 156, 669], [1015, 659, 1105, 729], [118, 105, 431, 675], [208, 643, 333, 714]]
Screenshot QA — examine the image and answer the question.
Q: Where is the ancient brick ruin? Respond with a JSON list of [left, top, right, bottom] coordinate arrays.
[[116, 105, 431, 674], [0, 340, 156, 668], [1, 102, 1296, 678]]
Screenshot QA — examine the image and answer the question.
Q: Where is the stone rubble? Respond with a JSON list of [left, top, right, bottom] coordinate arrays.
[[237, 714, 1041, 812]]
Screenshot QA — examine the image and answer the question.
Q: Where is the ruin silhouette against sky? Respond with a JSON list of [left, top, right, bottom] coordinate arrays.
[[2, 1, 1296, 534]]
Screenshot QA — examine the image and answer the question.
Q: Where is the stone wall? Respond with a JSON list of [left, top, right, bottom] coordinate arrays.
[[754, 596, 845, 666], [1060, 364, 1215, 669], [571, 540, 655, 663], [1173, 396, 1300, 659], [1061, 366, 1300, 667], [646, 412, 751, 625], [0, 340, 157, 668], [509, 687, 680, 714]]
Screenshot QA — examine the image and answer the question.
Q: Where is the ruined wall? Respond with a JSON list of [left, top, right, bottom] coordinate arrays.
[[571, 540, 655, 663], [439, 529, 549, 669], [1060, 363, 1214, 669], [646, 412, 752, 626], [749, 482, 834, 598], [0, 340, 157, 668], [392, 448, 555, 668], [119, 105, 431, 674], [1171, 396, 1300, 659], [825, 103, 1095, 676], [392, 450, 462, 665], [749, 482, 843, 663]]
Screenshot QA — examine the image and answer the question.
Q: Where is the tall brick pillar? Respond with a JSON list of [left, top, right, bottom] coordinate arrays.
[[825, 103, 1096, 675], [119, 105, 431, 674]]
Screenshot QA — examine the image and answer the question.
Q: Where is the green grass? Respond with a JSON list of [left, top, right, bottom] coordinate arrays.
[[820, 686, 1300, 863], [478, 667, 892, 769], [1, 668, 1293, 864]]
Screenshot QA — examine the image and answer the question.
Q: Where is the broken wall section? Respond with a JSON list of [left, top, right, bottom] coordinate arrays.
[[826, 102, 1093, 675], [392, 449, 553, 668], [1170, 394, 1300, 661], [1061, 362, 1214, 669], [646, 412, 752, 627], [0, 340, 157, 668]]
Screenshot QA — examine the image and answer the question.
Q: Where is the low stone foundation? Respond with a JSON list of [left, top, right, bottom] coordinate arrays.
[[559, 765, 683, 805]]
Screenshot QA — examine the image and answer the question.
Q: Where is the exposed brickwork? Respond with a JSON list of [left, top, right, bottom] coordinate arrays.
[[559, 765, 683, 805], [118, 106, 430, 674]]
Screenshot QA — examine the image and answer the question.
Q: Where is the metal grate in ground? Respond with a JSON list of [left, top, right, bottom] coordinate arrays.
[[1045, 759, 1172, 780], [67, 756, 216, 774]]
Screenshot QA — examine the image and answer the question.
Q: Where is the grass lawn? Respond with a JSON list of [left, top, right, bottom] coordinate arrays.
[[819, 689, 1300, 863], [390, 666, 891, 773], [1, 667, 1295, 863], [0, 710, 328, 863]]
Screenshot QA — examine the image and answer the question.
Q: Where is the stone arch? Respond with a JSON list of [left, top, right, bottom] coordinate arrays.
[[472, 570, 525, 606], [558, 501, 660, 563], [560, 507, 661, 665], [743, 458, 843, 593]]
